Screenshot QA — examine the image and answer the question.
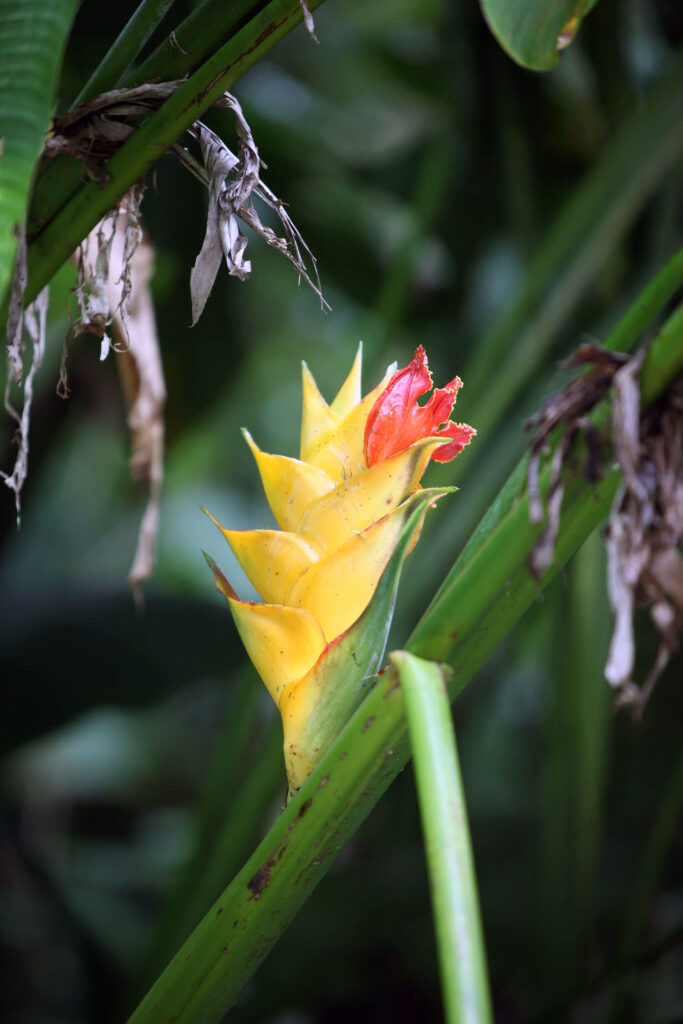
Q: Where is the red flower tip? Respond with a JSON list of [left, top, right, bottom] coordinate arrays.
[[364, 346, 475, 467]]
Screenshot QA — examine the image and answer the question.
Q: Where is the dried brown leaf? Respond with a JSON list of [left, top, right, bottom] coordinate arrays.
[[604, 375, 683, 714], [2, 257, 49, 525], [299, 0, 319, 42], [78, 194, 166, 599], [187, 97, 329, 323]]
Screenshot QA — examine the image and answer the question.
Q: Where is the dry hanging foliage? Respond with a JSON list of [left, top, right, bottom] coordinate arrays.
[[526, 344, 629, 578], [1, 224, 50, 523], [526, 343, 683, 715], [4, 78, 326, 583], [78, 193, 166, 602], [44, 83, 327, 319], [604, 370, 683, 715]]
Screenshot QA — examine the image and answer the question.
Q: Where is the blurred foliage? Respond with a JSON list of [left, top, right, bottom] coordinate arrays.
[[1, 1, 682, 1022]]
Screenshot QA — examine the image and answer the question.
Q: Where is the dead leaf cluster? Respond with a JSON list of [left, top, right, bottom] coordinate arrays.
[[44, 83, 328, 319], [604, 371, 683, 715], [526, 343, 683, 715], [78, 194, 166, 603], [186, 93, 329, 322], [1, 222, 49, 524], [5, 75, 326, 589], [526, 344, 630, 578], [44, 82, 181, 184]]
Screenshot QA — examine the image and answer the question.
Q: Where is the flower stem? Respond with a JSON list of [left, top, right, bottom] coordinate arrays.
[[391, 651, 493, 1024]]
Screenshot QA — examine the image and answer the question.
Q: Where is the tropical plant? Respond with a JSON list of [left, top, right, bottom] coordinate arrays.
[[1, 2, 681, 1023]]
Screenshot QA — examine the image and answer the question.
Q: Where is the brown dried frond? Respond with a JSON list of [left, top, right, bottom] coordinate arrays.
[[44, 82, 182, 181], [526, 342, 683, 716], [526, 344, 630, 578], [186, 93, 329, 322], [77, 194, 166, 602], [2, 225, 50, 524], [605, 374, 683, 716]]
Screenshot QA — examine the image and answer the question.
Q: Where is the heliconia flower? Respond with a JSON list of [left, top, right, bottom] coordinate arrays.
[[204, 345, 475, 795]]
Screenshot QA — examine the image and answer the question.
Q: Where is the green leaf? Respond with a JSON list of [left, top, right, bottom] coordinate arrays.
[[0, 0, 79, 303], [479, 0, 598, 71], [391, 651, 493, 1024]]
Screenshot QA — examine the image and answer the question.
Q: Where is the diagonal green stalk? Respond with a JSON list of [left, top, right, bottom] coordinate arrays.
[[125, 0, 259, 88], [421, 241, 683, 621], [125, 287, 683, 1023], [19, 0, 326, 310], [28, 0, 259, 236], [391, 651, 493, 1024], [73, 0, 179, 106]]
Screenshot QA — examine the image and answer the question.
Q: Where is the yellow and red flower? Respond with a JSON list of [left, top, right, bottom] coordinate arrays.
[[205, 345, 475, 792]]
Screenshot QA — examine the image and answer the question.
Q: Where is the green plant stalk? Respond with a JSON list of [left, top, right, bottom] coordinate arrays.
[[29, 0, 258, 235], [421, 243, 683, 633], [125, 294, 683, 1024], [20, 0, 326, 309], [407, 238, 683, 626], [126, 0, 259, 87], [464, 50, 683, 439], [391, 651, 493, 1024], [73, 0, 179, 105], [0, 0, 79, 303]]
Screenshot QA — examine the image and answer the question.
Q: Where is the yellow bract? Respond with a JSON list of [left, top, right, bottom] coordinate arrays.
[[205, 345, 449, 791]]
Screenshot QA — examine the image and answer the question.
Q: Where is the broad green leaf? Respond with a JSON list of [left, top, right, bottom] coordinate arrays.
[[479, 0, 599, 71], [0, 0, 78, 304]]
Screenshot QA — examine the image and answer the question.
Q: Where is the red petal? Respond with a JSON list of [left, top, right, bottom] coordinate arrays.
[[431, 422, 477, 462], [364, 347, 475, 467]]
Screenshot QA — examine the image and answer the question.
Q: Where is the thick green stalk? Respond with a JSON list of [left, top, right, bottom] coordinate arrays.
[[125, 290, 683, 1024], [406, 239, 683, 626], [391, 651, 493, 1024], [420, 242, 683, 633], [126, 0, 258, 87], [74, 0, 179, 105], [21, 0, 326, 308], [28, 0, 258, 235]]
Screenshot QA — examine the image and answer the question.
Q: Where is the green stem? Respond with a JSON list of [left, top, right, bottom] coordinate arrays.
[[391, 651, 493, 1024], [73, 0, 179, 105], [421, 243, 683, 638], [22, 0, 326, 306], [126, 0, 258, 87], [124, 283, 683, 1024], [28, 0, 258, 235]]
